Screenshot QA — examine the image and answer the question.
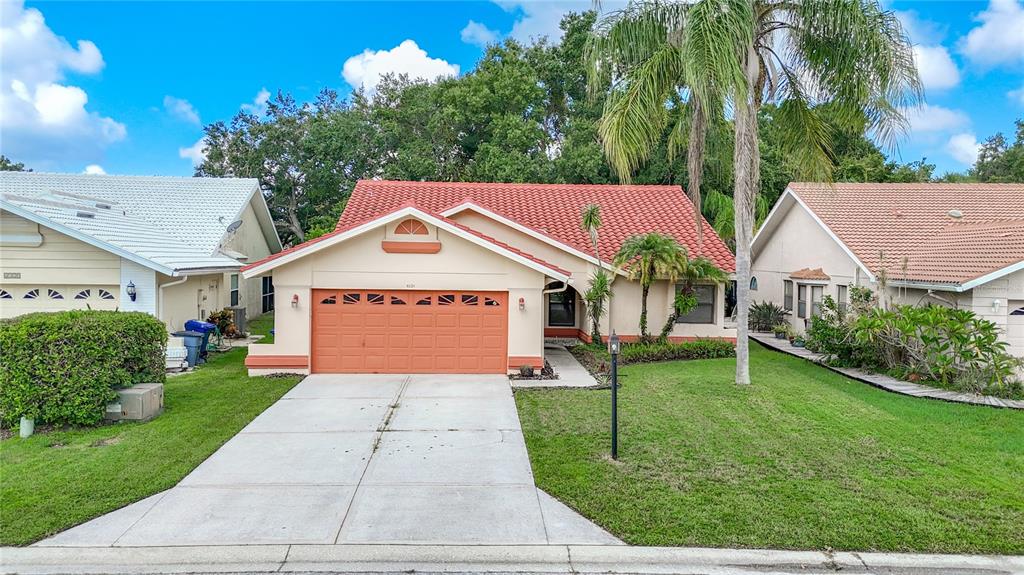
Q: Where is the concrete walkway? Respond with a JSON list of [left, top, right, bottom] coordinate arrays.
[[751, 333, 1024, 409], [36, 374, 619, 547], [512, 344, 600, 388]]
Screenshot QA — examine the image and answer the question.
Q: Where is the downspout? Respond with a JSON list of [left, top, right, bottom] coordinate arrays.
[[159, 275, 189, 328]]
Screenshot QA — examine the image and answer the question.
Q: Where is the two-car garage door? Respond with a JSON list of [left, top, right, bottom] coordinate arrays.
[[312, 289, 508, 373]]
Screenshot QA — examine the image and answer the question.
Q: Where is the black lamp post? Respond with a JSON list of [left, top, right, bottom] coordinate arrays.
[[608, 331, 620, 460]]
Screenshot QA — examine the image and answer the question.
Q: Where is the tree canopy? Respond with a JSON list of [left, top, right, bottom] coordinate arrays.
[[174, 11, 1014, 246]]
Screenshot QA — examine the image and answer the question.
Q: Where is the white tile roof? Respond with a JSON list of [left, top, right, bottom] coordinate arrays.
[[0, 172, 264, 275]]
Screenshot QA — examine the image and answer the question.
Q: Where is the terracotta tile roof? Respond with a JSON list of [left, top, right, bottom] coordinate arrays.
[[338, 180, 736, 272], [789, 182, 1024, 285], [790, 267, 831, 280], [901, 219, 1024, 284], [242, 204, 571, 278]]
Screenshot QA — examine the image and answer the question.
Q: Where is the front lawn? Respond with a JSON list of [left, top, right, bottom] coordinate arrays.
[[0, 346, 299, 546], [515, 342, 1024, 553]]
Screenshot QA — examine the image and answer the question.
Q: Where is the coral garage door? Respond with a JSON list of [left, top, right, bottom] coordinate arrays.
[[311, 289, 508, 373]]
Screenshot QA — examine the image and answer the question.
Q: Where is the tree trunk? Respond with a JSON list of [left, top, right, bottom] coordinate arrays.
[[639, 282, 650, 338], [732, 42, 760, 386], [687, 96, 706, 251]]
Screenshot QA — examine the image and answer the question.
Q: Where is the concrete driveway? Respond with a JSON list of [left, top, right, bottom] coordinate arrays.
[[39, 374, 619, 547]]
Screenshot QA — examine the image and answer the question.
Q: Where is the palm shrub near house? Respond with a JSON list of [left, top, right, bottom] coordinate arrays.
[[613, 232, 688, 339], [748, 301, 786, 332], [583, 270, 613, 343], [0, 311, 167, 427], [660, 256, 728, 340]]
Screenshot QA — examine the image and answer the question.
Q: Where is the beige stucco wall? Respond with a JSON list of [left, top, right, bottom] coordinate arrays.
[[452, 210, 735, 340], [248, 218, 549, 367], [0, 211, 121, 318], [157, 273, 225, 332], [219, 199, 275, 321], [751, 202, 867, 333]]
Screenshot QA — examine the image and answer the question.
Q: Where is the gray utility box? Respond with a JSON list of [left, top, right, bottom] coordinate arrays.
[[228, 305, 247, 334], [105, 383, 164, 422]]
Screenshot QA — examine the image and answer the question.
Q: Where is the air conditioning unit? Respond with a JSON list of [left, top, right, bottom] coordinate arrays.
[[105, 383, 164, 422], [228, 305, 247, 334]]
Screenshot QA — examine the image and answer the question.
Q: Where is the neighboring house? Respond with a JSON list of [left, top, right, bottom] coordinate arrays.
[[242, 180, 736, 375], [751, 182, 1024, 359], [0, 172, 282, 334]]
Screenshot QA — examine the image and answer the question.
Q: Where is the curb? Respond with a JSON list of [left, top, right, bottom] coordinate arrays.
[[3, 544, 1022, 574]]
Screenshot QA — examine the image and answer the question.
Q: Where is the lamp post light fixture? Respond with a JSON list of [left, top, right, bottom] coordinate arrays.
[[126, 281, 137, 302], [608, 331, 620, 460]]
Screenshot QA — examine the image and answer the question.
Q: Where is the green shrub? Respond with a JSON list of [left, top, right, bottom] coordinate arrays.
[[620, 339, 735, 364], [749, 301, 787, 332], [0, 311, 167, 427], [850, 305, 1022, 394]]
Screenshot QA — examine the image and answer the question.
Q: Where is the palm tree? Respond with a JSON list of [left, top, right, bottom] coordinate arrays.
[[581, 203, 613, 343], [589, 0, 920, 384], [659, 257, 728, 339], [613, 232, 688, 339], [583, 271, 613, 343]]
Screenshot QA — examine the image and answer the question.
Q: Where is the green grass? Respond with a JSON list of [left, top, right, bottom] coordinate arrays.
[[515, 342, 1024, 553], [248, 311, 275, 343], [0, 348, 299, 546]]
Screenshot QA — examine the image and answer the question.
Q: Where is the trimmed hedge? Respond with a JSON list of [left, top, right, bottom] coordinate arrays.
[[620, 339, 736, 364], [0, 311, 167, 427]]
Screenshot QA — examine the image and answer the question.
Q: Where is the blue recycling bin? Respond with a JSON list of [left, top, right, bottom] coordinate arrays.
[[172, 330, 204, 367], [184, 320, 217, 362]]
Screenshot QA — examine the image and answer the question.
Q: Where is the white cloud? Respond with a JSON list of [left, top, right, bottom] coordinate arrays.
[[911, 45, 960, 90], [901, 104, 970, 133], [0, 1, 125, 169], [82, 164, 106, 175], [163, 95, 200, 125], [959, 0, 1024, 69], [342, 40, 459, 94], [179, 137, 207, 167], [241, 88, 270, 117], [895, 10, 946, 45], [1009, 84, 1024, 105], [946, 133, 981, 165], [461, 20, 499, 47]]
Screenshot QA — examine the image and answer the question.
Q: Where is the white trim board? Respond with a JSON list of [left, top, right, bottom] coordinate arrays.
[[241, 206, 571, 282]]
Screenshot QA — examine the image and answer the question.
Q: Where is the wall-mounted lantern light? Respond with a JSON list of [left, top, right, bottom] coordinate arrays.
[[291, 293, 299, 308], [518, 297, 526, 311], [992, 299, 1002, 313], [126, 281, 137, 302]]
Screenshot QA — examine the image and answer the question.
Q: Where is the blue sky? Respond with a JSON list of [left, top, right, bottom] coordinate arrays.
[[2, 0, 1023, 178]]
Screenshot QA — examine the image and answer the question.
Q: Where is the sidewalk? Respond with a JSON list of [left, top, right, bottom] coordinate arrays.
[[3, 543, 1022, 574]]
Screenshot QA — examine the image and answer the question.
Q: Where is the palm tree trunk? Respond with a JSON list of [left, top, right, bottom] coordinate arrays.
[[639, 282, 650, 338], [732, 42, 760, 386], [687, 96, 706, 250]]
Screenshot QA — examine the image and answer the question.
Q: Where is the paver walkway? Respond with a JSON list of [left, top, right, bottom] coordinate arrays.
[[751, 333, 1024, 409], [37, 374, 620, 547]]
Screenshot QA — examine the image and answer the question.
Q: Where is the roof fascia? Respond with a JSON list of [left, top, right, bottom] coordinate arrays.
[[440, 202, 621, 275], [242, 206, 570, 281], [1, 200, 176, 276], [960, 260, 1024, 291]]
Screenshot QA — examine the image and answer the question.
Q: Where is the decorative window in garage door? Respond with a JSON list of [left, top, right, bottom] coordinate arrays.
[[98, 289, 115, 300], [23, 289, 39, 299], [0, 289, 10, 299], [75, 289, 90, 299], [321, 294, 337, 305], [48, 289, 63, 299]]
